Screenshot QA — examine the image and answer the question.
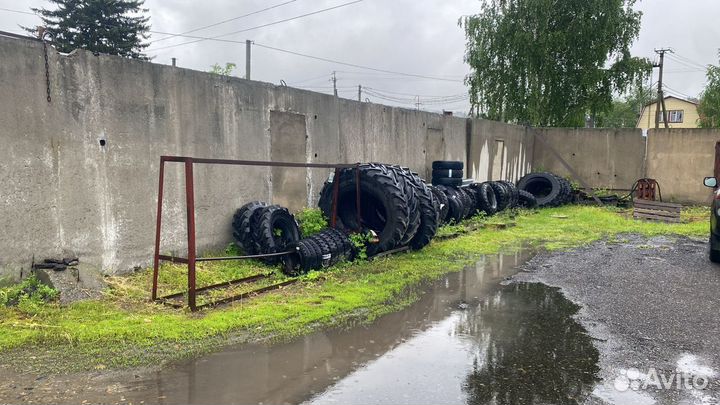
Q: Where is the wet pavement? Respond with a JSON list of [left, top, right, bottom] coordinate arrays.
[[515, 235, 720, 405], [6, 236, 716, 405], [0, 249, 602, 404]]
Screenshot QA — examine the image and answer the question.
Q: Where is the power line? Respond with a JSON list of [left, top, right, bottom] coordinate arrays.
[[253, 42, 464, 83], [0, 7, 35, 16], [148, 0, 364, 52], [149, 0, 299, 44], [670, 53, 709, 69]]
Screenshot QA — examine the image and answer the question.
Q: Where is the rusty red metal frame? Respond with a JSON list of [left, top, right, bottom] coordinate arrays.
[[152, 156, 361, 311]]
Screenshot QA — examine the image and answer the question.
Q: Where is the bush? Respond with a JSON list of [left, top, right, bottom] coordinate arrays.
[[296, 208, 328, 237], [0, 275, 59, 308]]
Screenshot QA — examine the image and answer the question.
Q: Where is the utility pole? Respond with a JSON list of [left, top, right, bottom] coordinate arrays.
[[653, 48, 672, 129], [245, 40, 252, 80], [358, 85, 362, 101], [331, 71, 338, 97], [415, 95, 421, 110], [171, 57, 176, 67]]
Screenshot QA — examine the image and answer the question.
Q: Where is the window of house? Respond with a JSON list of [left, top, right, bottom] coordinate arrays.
[[658, 110, 684, 123]]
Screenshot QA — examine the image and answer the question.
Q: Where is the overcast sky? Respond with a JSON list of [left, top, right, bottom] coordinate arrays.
[[1, 0, 719, 113]]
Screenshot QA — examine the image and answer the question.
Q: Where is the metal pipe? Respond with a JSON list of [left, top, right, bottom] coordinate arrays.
[[151, 158, 166, 300], [185, 159, 197, 311]]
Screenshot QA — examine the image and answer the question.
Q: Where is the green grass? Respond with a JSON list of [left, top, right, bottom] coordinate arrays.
[[0, 205, 708, 373]]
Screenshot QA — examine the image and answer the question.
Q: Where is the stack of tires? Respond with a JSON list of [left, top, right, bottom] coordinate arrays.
[[283, 228, 355, 276], [431, 161, 463, 187], [516, 172, 572, 207], [317, 163, 439, 257], [433, 179, 538, 225], [232, 202, 302, 264]]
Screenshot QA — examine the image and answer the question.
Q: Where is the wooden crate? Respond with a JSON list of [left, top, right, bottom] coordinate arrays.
[[633, 198, 683, 223]]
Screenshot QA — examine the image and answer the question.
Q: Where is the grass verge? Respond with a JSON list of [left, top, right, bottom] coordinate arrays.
[[0, 205, 708, 373]]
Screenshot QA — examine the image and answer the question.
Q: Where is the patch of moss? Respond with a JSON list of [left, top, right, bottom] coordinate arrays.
[[0, 206, 708, 373]]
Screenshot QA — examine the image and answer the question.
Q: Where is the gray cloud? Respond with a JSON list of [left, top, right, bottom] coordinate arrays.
[[1, 0, 718, 113]]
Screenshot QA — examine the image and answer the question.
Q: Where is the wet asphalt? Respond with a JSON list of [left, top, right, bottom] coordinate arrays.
[[513, 234, 720, 405]]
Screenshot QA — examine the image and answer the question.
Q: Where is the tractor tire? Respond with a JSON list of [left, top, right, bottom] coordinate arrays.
[[232, 201, 267, 255], [518, 190, 538, 208], [430, 186, 450, 224], [499, 180, 519, 208], [490, 181, 511, 212], [517, 172, 563, 207], [252, 205, 301, 265], [386, 165, 420, 246], [318, 163, 409, 256], [461, 187, 478, 218], [438, 185, 464, 224], [472, 182, 498, 216], [406, 172, 439, 250]]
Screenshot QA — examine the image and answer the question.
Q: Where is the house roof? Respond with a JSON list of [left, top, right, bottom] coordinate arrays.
[[643, 95, 698, 107]]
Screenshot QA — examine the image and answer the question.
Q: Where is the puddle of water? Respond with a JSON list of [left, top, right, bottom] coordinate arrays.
[[113, 250, 600, 405]]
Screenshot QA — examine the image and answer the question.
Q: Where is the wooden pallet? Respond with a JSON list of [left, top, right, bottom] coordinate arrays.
[[633, 198, 683, 223]]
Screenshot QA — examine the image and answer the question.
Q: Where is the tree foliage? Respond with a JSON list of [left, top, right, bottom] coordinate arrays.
[[595, 83, 654, 128], [461, 0, 651, 127], [26, 0, 150, 60], [698, 54, 720, 128], [209, 62, 237, 76]]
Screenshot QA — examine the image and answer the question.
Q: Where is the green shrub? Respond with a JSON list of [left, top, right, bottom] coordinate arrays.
[[296, 208, 328, 237], [349, 232, 371, 261], [0, 275, 58, 308]]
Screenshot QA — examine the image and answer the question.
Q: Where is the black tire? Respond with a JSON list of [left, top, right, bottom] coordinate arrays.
[[490, 181, 511, 211], [432, 160, 463, 170], [460, 187, 478, 218], [499, 180, 519, 208], [430, 186, 450, 224], [518, 190, 538, 208], [252, 205, 301, 264], [517, 173, 563, 208], [232, 201, 267, 254], [406, 173, 439, 250], [318, 163, 409, 256], [472, 182, 498, 216], [431, 169, 463, 179], [386, 166, 420, 246], [432, 177, 463, 187], [438, 185, 464, 224]]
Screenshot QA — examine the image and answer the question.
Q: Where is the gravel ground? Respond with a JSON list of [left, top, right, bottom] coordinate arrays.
[[512, 234, 720, 405]]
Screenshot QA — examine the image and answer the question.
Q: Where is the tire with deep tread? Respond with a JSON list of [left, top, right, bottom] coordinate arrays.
[[432, 161, 463, 170], [232, 201, 267, 254], [406, 172, 439, 250], [438, 185, 464, 223], [386, 165, 420, 246], [472, 182, 498, 216], [430, 186, 450, 224], [490, 181, 511, 212], [518, 190, 538, 208], [499, 180, 519, 208], [461, 187, 478, 218], [252, 205, 301, 264], [318, 163, 409, 255], [517, 172, 564, 207]]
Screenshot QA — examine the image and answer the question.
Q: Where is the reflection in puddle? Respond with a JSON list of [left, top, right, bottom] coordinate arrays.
[[116, 250, 600, 405]]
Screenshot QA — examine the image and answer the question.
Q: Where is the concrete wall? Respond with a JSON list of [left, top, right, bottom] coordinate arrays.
[[532, 128, 645, 191], [646, 129, 719, 204], [531, 127, 720, 203], [467, 119, 533, 183], [0, 36, 528, 277]]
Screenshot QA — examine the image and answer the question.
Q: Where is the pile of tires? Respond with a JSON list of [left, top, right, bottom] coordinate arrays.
[[431, 161, 463, 187], [232, 202, 301, 264], [516, 172, 572, 207], [317, 163, 439, 256], [283, 228, 355, 276]]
